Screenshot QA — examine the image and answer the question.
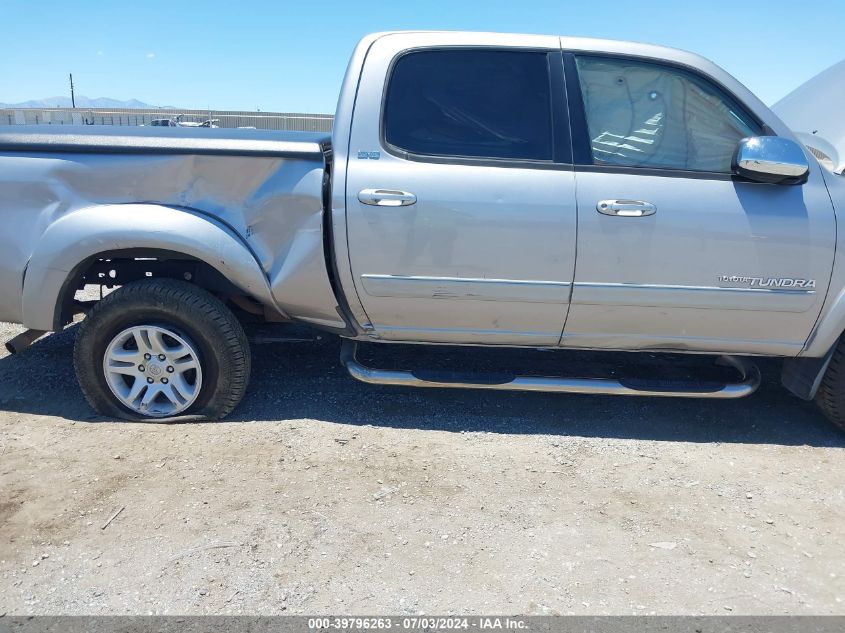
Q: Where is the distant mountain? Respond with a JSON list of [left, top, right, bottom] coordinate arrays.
[[0, 96, 175, 109]]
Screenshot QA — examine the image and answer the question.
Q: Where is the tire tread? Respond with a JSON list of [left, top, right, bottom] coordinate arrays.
[[815, 338, 845, 432], [73, 279, 250, 421]]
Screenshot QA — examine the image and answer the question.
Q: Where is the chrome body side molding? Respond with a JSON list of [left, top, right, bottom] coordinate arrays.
[[571, 282, 817, 312], [361, 275, 571, 303]]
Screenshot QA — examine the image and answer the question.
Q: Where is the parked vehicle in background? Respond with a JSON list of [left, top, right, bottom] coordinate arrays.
[[176, 117, 219, 128], [1, 32, 844, 430], [146, 114, 219, 128], [147, 118, 178, 127]]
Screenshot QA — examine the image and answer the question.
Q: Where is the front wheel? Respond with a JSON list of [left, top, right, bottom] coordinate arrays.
[[74, 279, 251, 421]]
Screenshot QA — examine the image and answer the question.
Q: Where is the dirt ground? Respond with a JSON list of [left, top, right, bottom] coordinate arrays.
[[1, 318, 844, 616]]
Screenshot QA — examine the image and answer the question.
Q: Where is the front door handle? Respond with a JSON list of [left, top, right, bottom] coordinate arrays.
[[596, 199, 656, 217], [358, 188, 417, 207]]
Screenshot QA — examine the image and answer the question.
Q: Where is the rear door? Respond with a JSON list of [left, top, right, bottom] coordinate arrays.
[[562, 53, 835, 355], [344, 34, 576, 346]]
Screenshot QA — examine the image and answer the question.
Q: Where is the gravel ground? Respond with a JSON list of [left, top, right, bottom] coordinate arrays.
[[0, 317, 844, 616]]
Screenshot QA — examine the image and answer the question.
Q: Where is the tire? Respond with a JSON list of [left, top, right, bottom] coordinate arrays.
[[74, 279, 251, 421], [815, 339, 845, 432]]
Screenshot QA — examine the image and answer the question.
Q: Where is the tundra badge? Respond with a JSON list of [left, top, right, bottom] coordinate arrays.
[[719, 275, 816, 289]]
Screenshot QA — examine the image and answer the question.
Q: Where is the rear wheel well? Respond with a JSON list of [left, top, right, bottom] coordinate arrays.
[[57, 249, 271, 328]]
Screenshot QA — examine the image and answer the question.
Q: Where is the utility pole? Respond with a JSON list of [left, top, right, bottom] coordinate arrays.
[[69, 73, 76, 108]]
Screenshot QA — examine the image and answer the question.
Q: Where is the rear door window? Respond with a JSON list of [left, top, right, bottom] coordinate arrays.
[[383, 49, 554, 161]]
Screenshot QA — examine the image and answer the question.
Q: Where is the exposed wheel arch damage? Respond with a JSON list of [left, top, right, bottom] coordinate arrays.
[[22, 203, 283, 331], [54, 247, 282, 330]]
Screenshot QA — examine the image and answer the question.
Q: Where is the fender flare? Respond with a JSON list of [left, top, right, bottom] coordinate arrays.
[[22, 203, 281, 331], [781, 285, 845, 400], [803, 286, 845, 359]]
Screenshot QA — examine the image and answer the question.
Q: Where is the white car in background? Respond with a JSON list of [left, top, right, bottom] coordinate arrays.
[[146, 115, 219, 128]]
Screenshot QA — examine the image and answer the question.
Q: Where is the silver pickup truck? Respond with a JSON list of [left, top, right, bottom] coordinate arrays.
[[2, 31, 845, 429]]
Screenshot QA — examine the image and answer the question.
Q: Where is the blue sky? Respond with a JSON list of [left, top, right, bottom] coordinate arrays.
[[2, 0, 843, 113]]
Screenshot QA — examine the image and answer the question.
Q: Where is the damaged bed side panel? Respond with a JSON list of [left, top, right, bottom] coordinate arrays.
[[0, 132, 345, 330]]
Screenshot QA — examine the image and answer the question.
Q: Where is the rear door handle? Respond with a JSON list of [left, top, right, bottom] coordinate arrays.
[[596, 199, 656, 217], [358, 189, 417, 207]]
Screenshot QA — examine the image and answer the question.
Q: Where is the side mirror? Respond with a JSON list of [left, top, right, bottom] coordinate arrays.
[[732, 136, 809, 185]]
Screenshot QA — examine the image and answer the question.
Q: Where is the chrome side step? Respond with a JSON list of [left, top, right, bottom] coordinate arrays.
[[339, 341, 761, 399]]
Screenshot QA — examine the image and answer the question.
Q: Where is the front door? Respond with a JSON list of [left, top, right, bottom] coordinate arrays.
[[345, 36, 577, 346], [562, 53, 835, 356]]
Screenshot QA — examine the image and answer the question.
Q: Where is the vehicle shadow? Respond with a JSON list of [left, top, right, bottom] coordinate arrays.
[[0, 324, 842, 448]]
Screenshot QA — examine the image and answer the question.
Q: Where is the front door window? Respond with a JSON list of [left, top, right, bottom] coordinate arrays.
[[575, 56, 761, 173]]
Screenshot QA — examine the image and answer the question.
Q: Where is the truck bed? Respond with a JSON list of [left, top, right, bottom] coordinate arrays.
[[0, 125, 342, 330]]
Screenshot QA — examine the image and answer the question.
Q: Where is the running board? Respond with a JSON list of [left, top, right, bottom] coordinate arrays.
[[339, 341, 761, 399]]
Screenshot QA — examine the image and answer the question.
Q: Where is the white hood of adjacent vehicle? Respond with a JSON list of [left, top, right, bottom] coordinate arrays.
[[772, 59, 845, 174]]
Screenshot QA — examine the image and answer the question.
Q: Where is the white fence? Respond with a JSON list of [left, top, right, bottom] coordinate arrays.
[[0, 107, 334, 132]]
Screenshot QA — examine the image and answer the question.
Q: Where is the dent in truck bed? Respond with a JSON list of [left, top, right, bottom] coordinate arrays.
[[0, 125, 344, 331]]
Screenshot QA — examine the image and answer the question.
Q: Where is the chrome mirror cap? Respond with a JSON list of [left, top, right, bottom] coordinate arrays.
[[733, 136, 810, 185]]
